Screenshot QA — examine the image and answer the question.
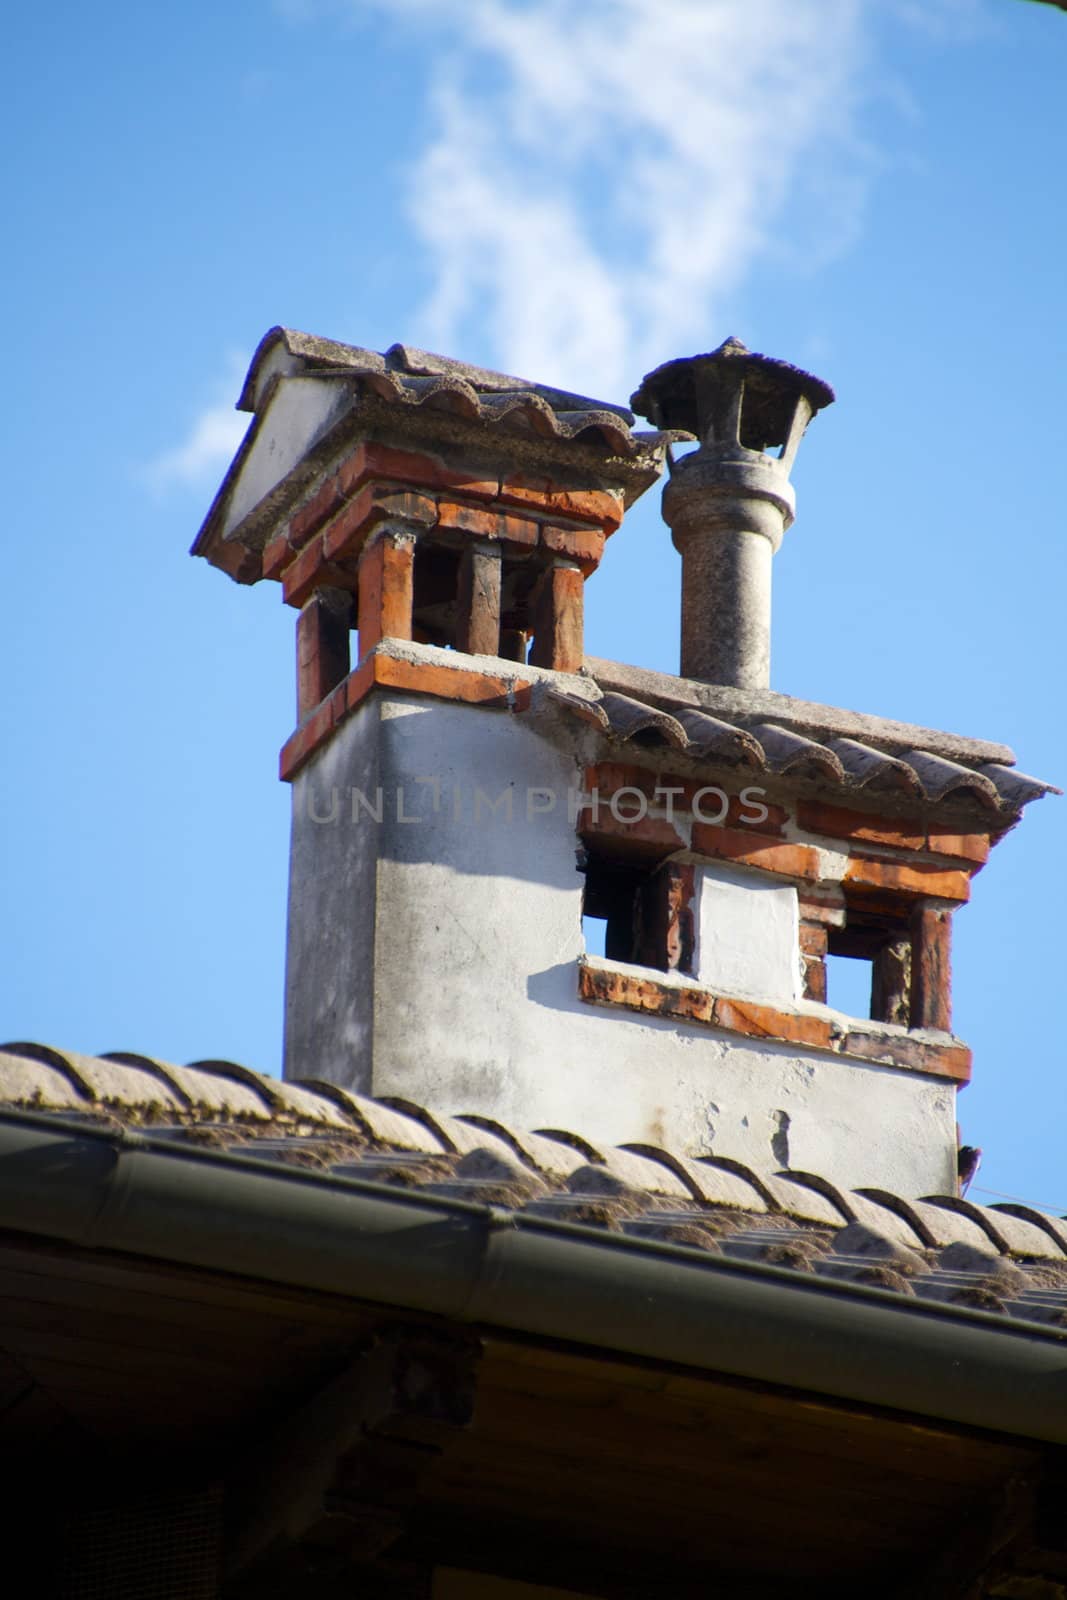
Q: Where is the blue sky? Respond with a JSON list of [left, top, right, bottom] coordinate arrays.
[[3, 0, 1065, 1211]]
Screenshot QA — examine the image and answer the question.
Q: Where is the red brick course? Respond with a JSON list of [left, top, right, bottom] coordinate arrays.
[[352, 441, 498, 504], [356, 535, 415, 655], [797, 889, 847, 928], [841, 1029, 970, 1083], [796, 800, 924, 852], [691, 823, 821, 882], [797, 799, 991, 870], [578, 962, 714, 1025], [583, 762, 788, 836], [289, 441, 498, 550], [279, 654, 529, 781], [714, 997, 834, 1051], [799, 923, 829, 957], [577, 962, 971, 1082], [843, 854, 970, 903], [495, 473, 623, 531], [802, 955, 828, 1004], [577, 806, 686, 857], [323, 488, 436, 564], [435, 499, 540, 548], [925, 825, 991, 865], [281, 539, 358, 609], [266, 442, 620, 599], [540, 523, 606, 575], [263, 530, 298, 582]]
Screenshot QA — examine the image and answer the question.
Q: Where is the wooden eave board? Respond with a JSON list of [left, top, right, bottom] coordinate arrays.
[[409, 1338, 1041, 1592]]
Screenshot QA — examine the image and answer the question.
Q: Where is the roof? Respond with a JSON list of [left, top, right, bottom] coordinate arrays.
[[236, 327, 686, 459], [563, 662, 1058, 823], [193, 328, 686, 580], [4, 1042, 1066, 1334]]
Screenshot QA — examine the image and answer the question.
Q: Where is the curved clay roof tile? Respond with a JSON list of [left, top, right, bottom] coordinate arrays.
[[597, 691, 690, 750], [901, 751, 1002, 808], [748, 724, 846, 783], [674, 708, 765, 766], [826, 737, 924, 795]]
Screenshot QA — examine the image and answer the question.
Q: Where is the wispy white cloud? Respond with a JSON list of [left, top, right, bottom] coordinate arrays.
[[345, 0, 872, 396], [142, 357, 250, 493]]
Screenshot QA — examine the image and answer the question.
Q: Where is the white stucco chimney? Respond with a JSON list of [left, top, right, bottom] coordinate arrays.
[[192, 326, 1054, 1200]]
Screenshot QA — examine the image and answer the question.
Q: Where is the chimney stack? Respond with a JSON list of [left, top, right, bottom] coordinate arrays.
[[632, 339, 833, 689]]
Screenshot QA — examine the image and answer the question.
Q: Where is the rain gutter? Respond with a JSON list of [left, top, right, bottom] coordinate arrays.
[[1, 1111, 1064, 1443]]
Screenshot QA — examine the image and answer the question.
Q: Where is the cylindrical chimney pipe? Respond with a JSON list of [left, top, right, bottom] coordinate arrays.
[[631, 339, 833, 689]]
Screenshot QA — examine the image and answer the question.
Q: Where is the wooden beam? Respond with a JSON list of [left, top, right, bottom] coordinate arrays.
[[529, 562, 584, 672], [873, 935, 911, 1027], [456, 543, 502, 657], [910, 903, 953, 1032], [635, 862, 696, 973], [226, 1326, 481, 1583], [893, 1471, 1038, 1600]]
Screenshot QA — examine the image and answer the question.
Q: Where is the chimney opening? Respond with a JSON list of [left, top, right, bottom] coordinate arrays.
[[411, 542, 461, 649], [580, 854, 652, 965], [408, 535, 552, 663], [824, 951, 875, 1020], [826, 914, 913, 1026], [579, 848, 695, 975]]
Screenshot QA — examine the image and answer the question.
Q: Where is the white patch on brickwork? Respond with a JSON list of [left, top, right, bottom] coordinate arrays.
[[695, 864, 799, 1003], [813, 844, 851, 883]]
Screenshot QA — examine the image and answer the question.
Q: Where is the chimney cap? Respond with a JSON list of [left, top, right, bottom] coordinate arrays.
[[631, 338, 834, 451]]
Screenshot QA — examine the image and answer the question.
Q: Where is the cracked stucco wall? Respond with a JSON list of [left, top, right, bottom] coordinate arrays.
[[284, 693, 956, 1195]]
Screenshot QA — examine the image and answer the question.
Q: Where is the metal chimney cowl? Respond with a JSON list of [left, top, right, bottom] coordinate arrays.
[[631, 338, 834, 690]]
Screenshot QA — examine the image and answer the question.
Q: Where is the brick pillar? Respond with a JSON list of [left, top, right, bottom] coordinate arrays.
[[910, 904, 952, 1032], [357, 528, 416, 656], [635, 863, 696, 973], [296, 588, 352, 719], [799, 921, 828, 1003], [529, 560, 583, 672], [456, 542, 502, 657]]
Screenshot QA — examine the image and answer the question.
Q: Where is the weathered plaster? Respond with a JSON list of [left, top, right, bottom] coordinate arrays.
[[223, 377, 354, 540], [284, 692, 958, 1195], [695, 863, 800, 1002], [284, 698, 381, 1090]]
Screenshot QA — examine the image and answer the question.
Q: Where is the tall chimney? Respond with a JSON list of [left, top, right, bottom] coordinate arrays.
[[631, 339, 833, 689]]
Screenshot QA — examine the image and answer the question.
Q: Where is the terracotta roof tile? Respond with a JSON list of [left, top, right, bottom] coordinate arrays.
[[454, 1117, 588, 1180], [908, 1198, 1002, 1251], [548, 684, 1056, 822], [4, 1044, 187, 1113], [235, 328, 687, 459], [2, 1047, 1065, 1334], [620, 1145, 770, 1212]]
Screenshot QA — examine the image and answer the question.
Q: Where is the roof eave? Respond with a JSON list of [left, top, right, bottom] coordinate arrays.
[[3, 1110, 1064, 1447]]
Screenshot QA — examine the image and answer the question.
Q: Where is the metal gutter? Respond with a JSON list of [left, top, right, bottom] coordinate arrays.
[[1, 1112, 1065, 1443]]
